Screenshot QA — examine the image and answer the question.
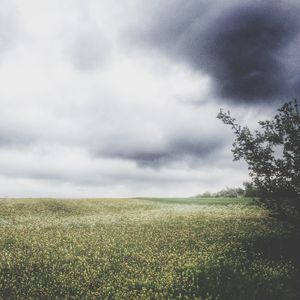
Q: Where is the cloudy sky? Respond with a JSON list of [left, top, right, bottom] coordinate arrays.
[[1, 0, 299, 197]]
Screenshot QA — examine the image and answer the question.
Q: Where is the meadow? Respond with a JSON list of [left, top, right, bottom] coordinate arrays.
[[0, 197, 299, 299]]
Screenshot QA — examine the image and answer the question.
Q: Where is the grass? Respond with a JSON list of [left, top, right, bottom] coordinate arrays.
[[0, 197, 299, 299]]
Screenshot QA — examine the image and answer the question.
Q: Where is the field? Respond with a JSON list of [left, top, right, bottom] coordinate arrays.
[[0, 197, 299, 299]]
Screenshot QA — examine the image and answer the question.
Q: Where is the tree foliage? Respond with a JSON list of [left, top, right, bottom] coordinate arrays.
[[217, 100, 300, 218], [196, 187, 245, 198], [243, 182, 257, 198]]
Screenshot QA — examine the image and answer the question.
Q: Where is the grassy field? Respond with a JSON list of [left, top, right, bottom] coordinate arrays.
[[0, 197, 299, 299]]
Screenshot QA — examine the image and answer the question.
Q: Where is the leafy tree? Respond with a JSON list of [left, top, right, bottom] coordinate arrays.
[[243, 182, 257, 198], [217, 100, 300, 219], [215, 187, 244, 198], [195, 188, 244, 198], [200, 191, 212, 198]]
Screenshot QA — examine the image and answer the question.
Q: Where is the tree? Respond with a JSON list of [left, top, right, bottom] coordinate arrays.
[[217, 100, 300, 219], [201, 192, 212, 198], [243, 182, 257, 198], [215, 187, 244, 198]]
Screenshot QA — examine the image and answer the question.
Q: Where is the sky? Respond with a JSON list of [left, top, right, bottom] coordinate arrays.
[[0, 0, 299, 197]]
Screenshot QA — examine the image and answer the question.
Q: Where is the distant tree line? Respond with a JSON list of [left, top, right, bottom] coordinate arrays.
[[196, 182, 257, 198]]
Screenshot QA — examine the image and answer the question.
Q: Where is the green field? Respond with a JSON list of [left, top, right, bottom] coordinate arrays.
[[0, 197, 299, 299]]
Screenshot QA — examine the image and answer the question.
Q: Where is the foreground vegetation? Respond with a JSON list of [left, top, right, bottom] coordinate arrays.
[[0, 197, 299, 299]]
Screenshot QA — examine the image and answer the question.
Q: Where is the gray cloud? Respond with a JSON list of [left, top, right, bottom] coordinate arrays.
[[69, 30, 111, 71], [130, 0, 300, 104], [0, 114, 35, 147], [0, 130, 33, 147], [93, 127, 229, 168], [0, 142, 245, 198], [0, 1, 19, 61]]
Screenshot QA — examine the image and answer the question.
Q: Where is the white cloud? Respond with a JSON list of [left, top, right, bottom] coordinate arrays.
[[0, 0, 272, 197]]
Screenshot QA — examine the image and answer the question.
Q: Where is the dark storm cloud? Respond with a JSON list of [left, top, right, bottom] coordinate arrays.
[[97, 134, 226, 168], [132, 0, 300, 104]]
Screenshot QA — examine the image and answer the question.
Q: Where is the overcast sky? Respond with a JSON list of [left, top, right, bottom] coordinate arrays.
[[1, 0, 299, 197]]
